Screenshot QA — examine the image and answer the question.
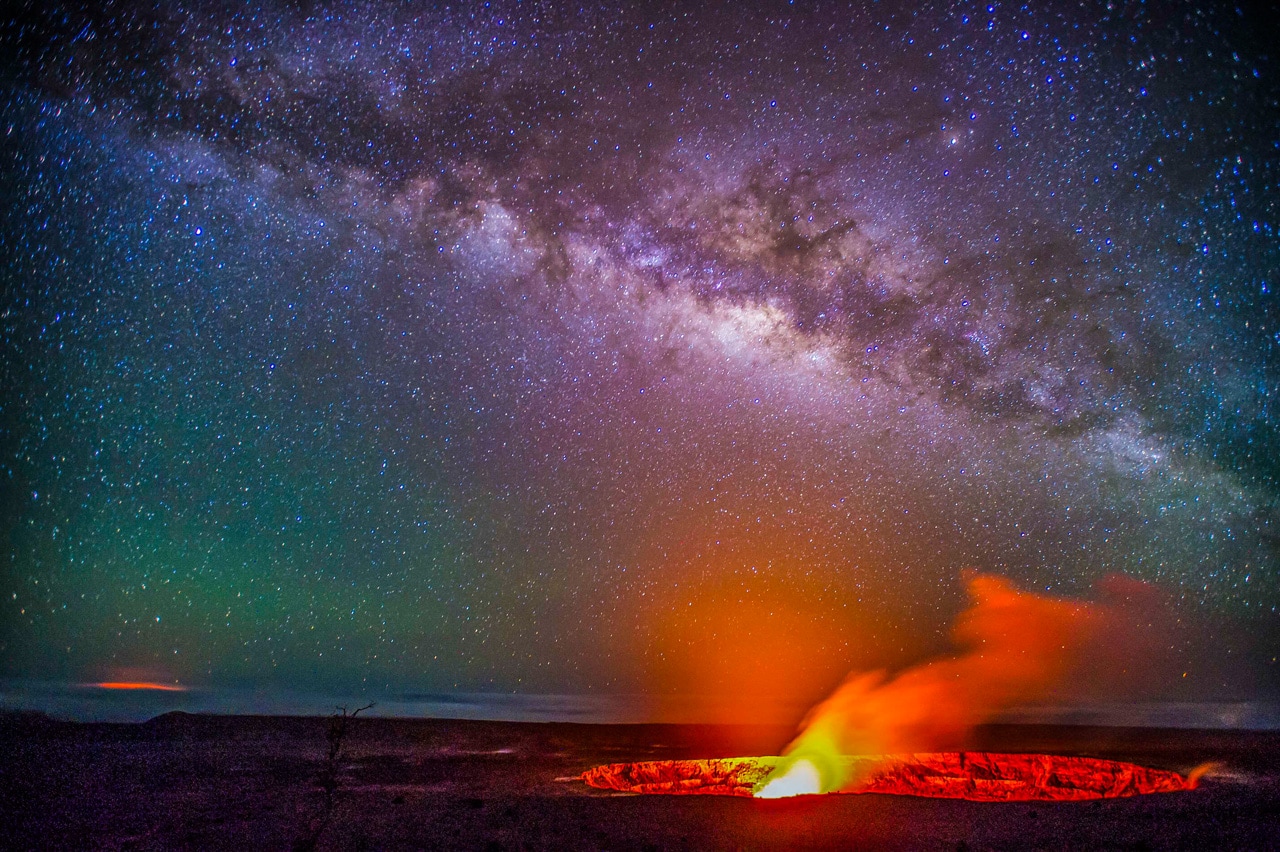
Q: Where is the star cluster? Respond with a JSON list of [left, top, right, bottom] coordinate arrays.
[[1, 1, 1277, 711]]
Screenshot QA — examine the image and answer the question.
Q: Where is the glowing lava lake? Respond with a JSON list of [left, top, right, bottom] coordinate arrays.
[[581, 753, 1206, 801]]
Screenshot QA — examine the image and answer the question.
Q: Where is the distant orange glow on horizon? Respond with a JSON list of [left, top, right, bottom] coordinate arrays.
[[91, 682, 188, 692]]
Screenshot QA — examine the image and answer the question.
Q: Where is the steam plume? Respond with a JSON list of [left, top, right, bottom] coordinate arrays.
[[780, 572, 1147, 792]]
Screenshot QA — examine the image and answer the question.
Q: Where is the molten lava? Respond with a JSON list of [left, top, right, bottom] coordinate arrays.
[[582, 753, 1205, 801]]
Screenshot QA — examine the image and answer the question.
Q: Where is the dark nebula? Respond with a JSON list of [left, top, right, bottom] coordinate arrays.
[[1, 1, 1277, 717]]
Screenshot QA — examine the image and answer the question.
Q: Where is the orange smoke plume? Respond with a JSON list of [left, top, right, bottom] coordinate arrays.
[[775, 572, 1130, 793]]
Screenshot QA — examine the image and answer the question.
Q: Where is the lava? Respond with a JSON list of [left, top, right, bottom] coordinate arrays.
[[581, 754, 1207, 801]]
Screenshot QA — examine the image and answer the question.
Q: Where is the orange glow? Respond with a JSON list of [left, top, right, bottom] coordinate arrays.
[[92, 682, 188, 691], [636, 527, 893, 726], [646, 590, 853, 724]]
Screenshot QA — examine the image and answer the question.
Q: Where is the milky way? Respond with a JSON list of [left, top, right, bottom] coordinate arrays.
[[1, 2, 1277, 714]]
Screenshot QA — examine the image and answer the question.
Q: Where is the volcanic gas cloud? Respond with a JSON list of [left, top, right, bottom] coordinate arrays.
[[760, 572, 1170, 795], [585, 573, 1205, 800]]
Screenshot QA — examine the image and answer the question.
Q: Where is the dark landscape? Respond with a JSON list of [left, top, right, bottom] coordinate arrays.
[[4, 3, 1280, 850], [3, 711, 1277, 851]]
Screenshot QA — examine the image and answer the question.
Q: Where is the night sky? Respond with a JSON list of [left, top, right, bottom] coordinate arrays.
[[2, 1, 1278, 720]]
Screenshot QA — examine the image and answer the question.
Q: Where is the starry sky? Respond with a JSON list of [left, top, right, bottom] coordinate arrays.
[[2, 1, 1277, 718]]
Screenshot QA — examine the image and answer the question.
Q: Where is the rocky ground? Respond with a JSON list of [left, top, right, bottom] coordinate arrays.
[[2, 712, 1277, 850]]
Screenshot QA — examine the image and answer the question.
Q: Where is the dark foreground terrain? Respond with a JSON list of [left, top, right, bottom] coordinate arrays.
[[2, 711, 1276, 851]]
